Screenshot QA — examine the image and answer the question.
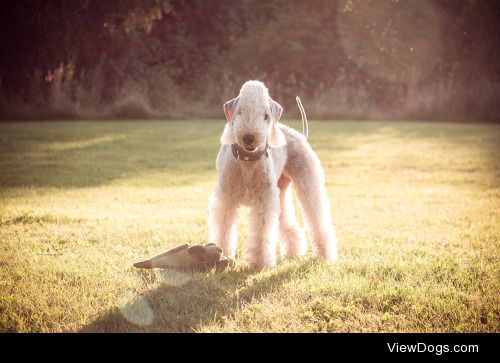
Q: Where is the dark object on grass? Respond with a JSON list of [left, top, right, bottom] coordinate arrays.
[[134, 243, 235, 272]]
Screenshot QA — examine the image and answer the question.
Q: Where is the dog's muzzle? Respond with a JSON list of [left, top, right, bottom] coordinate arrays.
[[231, 142, 269, 161]]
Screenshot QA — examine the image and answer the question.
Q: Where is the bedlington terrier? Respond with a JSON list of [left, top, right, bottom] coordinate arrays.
[[208, 80, 338, 269]]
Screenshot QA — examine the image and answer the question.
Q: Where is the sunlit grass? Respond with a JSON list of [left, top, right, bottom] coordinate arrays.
[[0, 120, 499, 332]]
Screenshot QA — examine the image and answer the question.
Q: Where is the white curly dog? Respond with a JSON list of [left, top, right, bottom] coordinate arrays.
[[208, 80, 338, 269]]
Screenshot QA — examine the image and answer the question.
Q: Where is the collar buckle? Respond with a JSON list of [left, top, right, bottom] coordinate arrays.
[[231, 142, 269, 162]]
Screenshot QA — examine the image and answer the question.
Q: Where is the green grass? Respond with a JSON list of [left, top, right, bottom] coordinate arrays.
[[0, 120, 499, 332]]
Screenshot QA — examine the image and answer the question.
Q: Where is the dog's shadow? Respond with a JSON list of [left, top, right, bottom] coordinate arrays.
[[80, 258, 318, 332]]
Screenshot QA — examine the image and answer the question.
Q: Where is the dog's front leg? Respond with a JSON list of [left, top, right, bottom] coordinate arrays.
[[246, 186, 280, 269], [208, 192, 238, 258]]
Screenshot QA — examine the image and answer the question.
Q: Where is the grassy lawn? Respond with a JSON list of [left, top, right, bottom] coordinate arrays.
[[0, 120, 498, 332]]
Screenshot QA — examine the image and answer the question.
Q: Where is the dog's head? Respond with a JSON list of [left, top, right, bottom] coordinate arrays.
[[221, 80, 286, 150]]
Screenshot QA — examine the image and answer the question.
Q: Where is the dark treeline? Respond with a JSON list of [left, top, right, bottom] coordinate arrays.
[[1, 0, 499, 121]]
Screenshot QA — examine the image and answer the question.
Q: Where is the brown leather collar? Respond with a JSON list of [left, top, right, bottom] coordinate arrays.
[[231, 143, 269, 161]]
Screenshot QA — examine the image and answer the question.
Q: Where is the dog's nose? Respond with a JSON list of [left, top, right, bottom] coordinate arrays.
[[243, 134, 255, 145]]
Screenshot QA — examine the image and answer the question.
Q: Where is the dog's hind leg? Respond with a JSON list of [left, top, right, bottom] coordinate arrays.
[[289, 157, 338, 262], [278, 175, 307, 258]]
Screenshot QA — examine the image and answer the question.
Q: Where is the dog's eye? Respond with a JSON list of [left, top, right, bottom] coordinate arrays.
[[264, 113, 269, 122]]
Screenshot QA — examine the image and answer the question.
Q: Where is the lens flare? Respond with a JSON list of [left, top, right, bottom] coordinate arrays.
[[337, 0, 442, 83], [118, 292, 154, 327]]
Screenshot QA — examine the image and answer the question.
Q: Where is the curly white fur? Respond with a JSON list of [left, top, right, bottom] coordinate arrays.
[[208, 80, 338, 269]]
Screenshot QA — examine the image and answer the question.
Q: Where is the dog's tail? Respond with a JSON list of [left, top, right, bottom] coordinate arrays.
[[296, 96, 308, 140]]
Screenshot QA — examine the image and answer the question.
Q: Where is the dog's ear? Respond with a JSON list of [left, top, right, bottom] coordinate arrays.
[[223, 97, 239, 122], [269, 97, 283, 123], [268, 98, 286, 147], [220, 123, 235, 145], [269, 123, 287, 147], [221, 97, 238, 145]]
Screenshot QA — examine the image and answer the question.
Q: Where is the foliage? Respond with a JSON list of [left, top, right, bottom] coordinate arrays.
[[0, 0, 499, 121]]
